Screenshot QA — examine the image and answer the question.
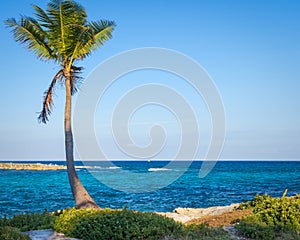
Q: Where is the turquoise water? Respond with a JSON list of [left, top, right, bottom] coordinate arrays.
[[0, 161, 299, 217]]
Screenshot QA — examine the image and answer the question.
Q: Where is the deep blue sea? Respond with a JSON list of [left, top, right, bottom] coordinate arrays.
[[0, 161, 299, 217]]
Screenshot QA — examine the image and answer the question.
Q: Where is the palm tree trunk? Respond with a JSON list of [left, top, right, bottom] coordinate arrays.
[[64, 72, 99, 209]]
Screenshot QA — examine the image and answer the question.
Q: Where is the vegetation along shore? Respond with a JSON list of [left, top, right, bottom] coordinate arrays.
[[1, 192, 299, 239]]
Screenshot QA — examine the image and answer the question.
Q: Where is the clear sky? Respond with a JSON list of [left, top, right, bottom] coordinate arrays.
[[0, 0, 299, 160]]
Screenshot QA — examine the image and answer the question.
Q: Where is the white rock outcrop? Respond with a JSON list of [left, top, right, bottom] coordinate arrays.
[[158, 203, 239, 223]]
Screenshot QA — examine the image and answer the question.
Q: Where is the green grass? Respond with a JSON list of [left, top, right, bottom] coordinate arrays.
[[0, 226, 30, 240], [0, 209, 56, 232], [0, 210, 56, 240]]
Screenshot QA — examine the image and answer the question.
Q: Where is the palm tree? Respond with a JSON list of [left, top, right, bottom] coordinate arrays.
[[5, 0, 115, 209]]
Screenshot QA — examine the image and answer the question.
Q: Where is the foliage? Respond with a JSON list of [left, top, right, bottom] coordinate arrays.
[[177, 223, 234, 240], [236, 215, 300, 240], [238, 193, 300, 231], [54, 207, 232, 240], [0, 210, 56, 232], [0, 226, 30, 240], [5, 0, 115, 66], [0, 208, 233, 240], [54, 207, 182, 239], [236, 192, 300, 239], [5, 0, 116, 123], [54, 207, 98, 236]]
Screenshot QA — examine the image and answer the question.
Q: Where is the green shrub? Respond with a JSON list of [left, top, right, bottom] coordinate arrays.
[[238, 193, 300, 231], [0, 208, 232, 239], [236, 216, 300, 240], [0, 210, 56, 232], [54, 207, 97, 235], [235, 216, 276, 239], [0, 226, 30, 240], [237, 192, 300, 239], [179, 223, 234, 240], [54, 207, 184, 240], [55, 208, 234, 240]]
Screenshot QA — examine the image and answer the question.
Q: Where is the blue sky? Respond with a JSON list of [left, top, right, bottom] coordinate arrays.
[[0, 0, 299, 160]]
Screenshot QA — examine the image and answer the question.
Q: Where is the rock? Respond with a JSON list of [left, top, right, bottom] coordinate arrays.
[[23, 229, 80, 240], [223, 225, 250, 240], [159, 212, 192, 223], [157, 203, 240, 223]]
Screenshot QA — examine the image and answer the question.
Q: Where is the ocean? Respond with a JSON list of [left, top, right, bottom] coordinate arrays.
[[0, 161, 299, 217]]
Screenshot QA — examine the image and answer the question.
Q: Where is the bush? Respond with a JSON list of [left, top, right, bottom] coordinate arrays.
[[54, 208, 233, 240], [236, 216, 300, 240], [0, 208, 232, 239], [179, 223, 234, 240], [0, 210, 56, 232], [54, 207, 97, 235], [238, 193, 300, 231], [0, 226, 30, 240], [54, 207, 184, 240], [237, 192, 300, 239], [235, 216, 276, 239]]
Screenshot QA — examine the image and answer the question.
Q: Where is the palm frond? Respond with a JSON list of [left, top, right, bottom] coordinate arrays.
[[5, 17, 55, 61], [38, 69, 64, 123], [70, 66, 83, 95], [68, 25, 93, 62], [7, 0, 116, 124], [71, 20, 116, 60], [32, 4, 53, 28], [90, 20, 115, 50], [46, 0, 87, 58], [47, 0, 86, 21]]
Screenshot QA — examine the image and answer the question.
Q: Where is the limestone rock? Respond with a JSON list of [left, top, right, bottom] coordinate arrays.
[[23, 229, 80, 240], [158, 203, 240, 223]]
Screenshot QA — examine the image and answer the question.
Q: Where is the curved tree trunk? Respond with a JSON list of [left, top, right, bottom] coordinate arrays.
[[64, 72, 99, 209]]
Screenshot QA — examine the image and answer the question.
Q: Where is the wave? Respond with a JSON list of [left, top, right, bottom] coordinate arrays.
[[148, 168, 172, 172], [91, 166, 121, 170], [107, 166, 121, 170]]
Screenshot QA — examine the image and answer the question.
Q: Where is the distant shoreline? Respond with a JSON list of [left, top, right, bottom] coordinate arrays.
[[0, 162, 92, 171], [0, 159, 299, 162], [0, 160, 299, 170]]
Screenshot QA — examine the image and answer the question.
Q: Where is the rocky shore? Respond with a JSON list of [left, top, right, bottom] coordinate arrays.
[[0, 162, 92, 171], [158, 203, 240, 223]]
